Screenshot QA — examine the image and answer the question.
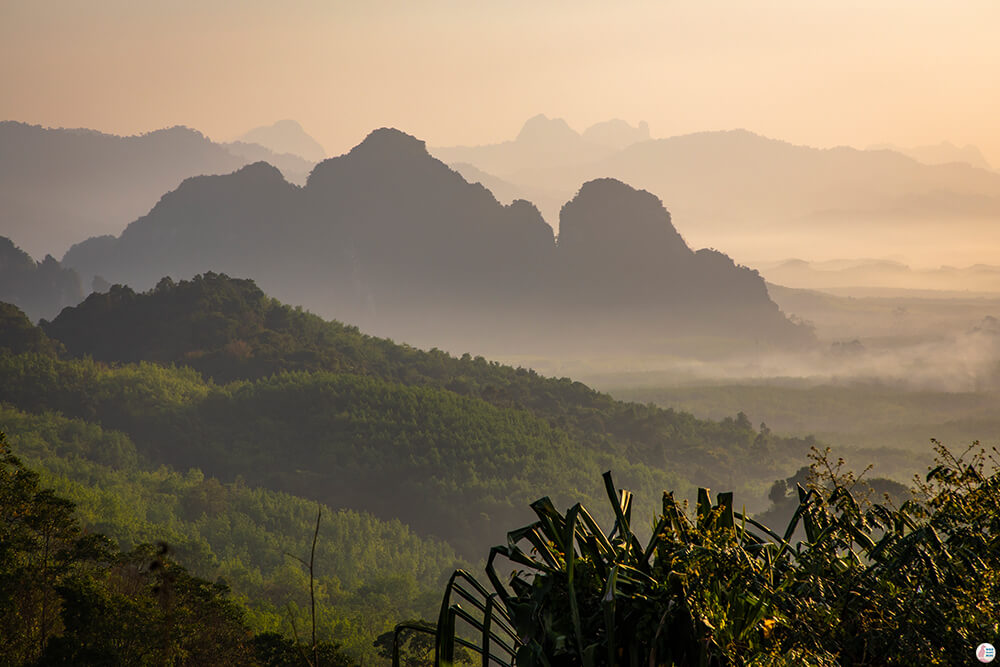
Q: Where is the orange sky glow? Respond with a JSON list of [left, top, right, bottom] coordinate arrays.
[[3, 1, 999, 163]]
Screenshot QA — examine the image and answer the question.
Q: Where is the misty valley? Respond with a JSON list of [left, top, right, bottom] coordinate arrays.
[[2, 116, 1000, 666]]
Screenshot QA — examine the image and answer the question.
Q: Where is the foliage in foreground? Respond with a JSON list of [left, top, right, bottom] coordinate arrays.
[[0, 431, 356, 666], [434, 443, 1000, 666], [0, 404, 458, 662]]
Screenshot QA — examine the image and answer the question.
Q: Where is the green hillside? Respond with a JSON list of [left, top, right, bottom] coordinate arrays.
[[607, 381, 1000, 482], [0, 405, 460, 662], [38, 273, 815, 497], [0, 275, 829, 662]]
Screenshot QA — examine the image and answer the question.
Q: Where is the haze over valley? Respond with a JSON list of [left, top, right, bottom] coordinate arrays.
[[4, 113, 1000, 466], [4, 2, 1000, 664]]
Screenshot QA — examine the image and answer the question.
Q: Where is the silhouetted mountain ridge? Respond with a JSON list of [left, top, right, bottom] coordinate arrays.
[[582, 119, 651, 149], [558, 178, 689, 259], [220, 141, 314, 184], [62, 127, 810, 354], [868, 141, 993, 170], [238, 119, 326, 162], [432, 120, 1000, 264], [432, 114, 615, 176], [516, 114, 581, 144], [0, 120, 319, 258]]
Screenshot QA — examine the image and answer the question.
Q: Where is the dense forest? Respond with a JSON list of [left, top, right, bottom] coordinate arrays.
[[30, 275, 819, 523], [442, 444, 1000, 666], [0, 274, 828, 663], [0, 430, 369, 665], [0, 398, 460, 662], [0, 273, 992, 665]]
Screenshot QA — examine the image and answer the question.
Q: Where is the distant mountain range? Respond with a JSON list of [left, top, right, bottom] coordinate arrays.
[[867, 141, 993, 171], [432, 114, 644, 177], [757, 258, 1000, 295], [60, 127, 809, 354], [236, 119, 327, 162], [432, 117, 1000, 266], [0, 120, 323, 259], [218, 140, 313, 185], [9, 114, 1000, 278]]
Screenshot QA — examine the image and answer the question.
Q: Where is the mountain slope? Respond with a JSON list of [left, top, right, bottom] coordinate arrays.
[[61, 128, 809, 354], [62, 162, 303, 296], [431, 114, 651, 176], [0, 403, 461, 661], [220, 140, 315, 185], [0, 122, 249, 257]]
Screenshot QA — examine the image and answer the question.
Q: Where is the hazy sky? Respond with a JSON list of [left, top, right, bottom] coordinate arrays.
[[3, 1, 1000, 162]]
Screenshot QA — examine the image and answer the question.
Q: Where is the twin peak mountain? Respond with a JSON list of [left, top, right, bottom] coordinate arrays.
[[63, 128, 811, 353]]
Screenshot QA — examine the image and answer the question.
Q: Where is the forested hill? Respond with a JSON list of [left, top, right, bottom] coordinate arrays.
[[39, 273, 808, 456], [0, 280, 820, 659], [35, 274, 813, 512]]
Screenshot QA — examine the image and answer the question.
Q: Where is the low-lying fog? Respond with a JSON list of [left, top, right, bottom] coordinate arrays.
[[503, 288, 1000, 394], [494, 280, 1000, 486]]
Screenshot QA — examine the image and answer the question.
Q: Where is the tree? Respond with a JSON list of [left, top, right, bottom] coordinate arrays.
[[0, 431, 269, 665], [0, 431, 80, 663], [373, 619, 437, 667], [436, 442, 1000, 665]]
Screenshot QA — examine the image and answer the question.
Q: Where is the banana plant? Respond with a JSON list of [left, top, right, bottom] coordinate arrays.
[[475, 472, 803, 666], [423, 441, 1000, 666]]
